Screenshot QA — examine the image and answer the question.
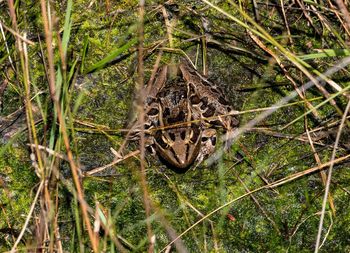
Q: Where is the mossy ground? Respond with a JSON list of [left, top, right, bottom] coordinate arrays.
[[1, 0, 350, 252]]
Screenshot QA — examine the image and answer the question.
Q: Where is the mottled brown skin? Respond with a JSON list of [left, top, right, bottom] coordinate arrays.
[[131, 61, 239, 170]]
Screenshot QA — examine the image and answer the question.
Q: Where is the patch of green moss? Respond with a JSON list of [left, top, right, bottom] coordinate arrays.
[[0, 144, 37, 250]]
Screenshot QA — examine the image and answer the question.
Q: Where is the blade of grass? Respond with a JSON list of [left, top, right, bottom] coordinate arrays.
[[85, 38, 137, 73], [298, 49, 350, 60], [80, 35, 89, 73], [10, 180, 44, 253], [314, 95, 350, 252], [136, 1, 154, 252], [68, 58, 79, 83], [62, 0, 73, 58]]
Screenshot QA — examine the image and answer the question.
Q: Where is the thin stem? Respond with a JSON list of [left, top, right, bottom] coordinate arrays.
[[137, 1, 154, 252], [10, 181, 44, 253], [314, 99, 350, 252], [39, 0, 98, 251]]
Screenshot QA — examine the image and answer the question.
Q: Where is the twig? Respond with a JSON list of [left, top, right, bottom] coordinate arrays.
[[161, 5, 175, 49], [0, 20, 35, 45], [327, 0, 350, 37], [295, 0, 322, 35], [27, 143, 68, 160], [279, 0, 293, 45], [85, 150, 140, 176]]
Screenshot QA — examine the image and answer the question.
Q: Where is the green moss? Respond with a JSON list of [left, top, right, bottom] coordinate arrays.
[[1, 0, 350, 251], [0, 145, 36, 250]]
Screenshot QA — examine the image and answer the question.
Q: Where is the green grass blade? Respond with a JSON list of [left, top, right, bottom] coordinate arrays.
[[80, 35, 89, 73], [298, 49, 350, 60], [68, 58, 79, 83], [62, 0, 73, 57], [85, 37, 137, 73]]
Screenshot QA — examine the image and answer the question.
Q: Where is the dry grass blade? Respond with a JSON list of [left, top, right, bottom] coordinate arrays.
[[136, 1, 154, 252], [236, 173, 281, 235], [314, 99, 350, 252], [334, 0, 350, 33], [304, 119, 336, 215], [10, 181, 44, 253], [38, 0, 98, 251], [85, 150, 140, 176], [0, 21, 35, 45]]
